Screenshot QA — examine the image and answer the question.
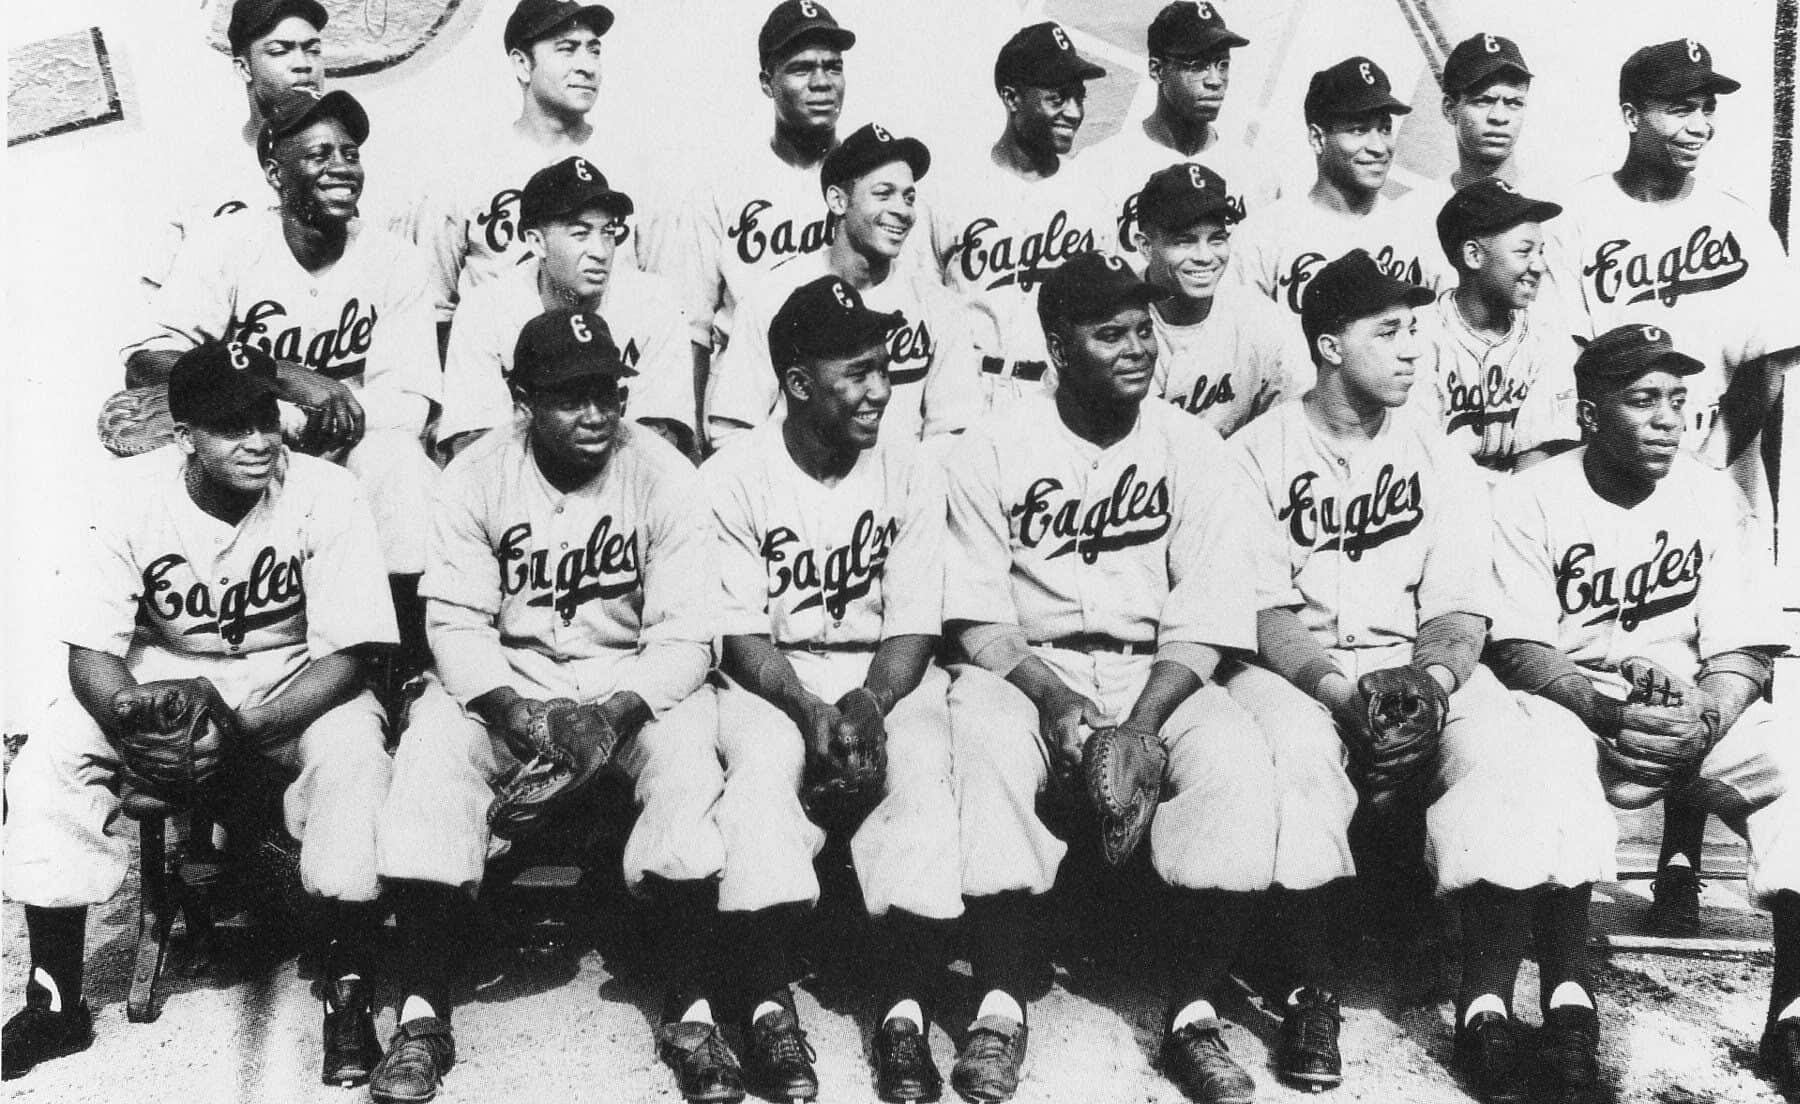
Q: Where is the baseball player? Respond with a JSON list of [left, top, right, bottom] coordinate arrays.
[[705, 276, 960, 1103], [926, 22, 1116, 406], [122, 88, 441, 687], [1226, 249, 1615, 1096], [1485, 323, 1797, 1101], [1083, 2, 1279, 268], [945, 251, 1302, 1104], [1229, 57, 1446, 316], [1413, 178, 1578, 474], [2, 342, 397, 1086], [706, 123, 982, 450], [437, 156, 697, 459], [371, 309, 730, 1104], [1133, 161, 1309, 436]]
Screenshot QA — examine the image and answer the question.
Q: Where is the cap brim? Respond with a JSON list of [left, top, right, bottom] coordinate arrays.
[[766, 24, 857, 60], [513, 5, 615, 48], [267, 90, 371, 157], [1140, 193, 1238, 231], [1160, 30, 1250, 55], [231, 0, 330, 50], [806, 309, 904, 358], [528, 357, 638, 390], [1462, 197, 1564, 238], [527, 182, 636, 226], [824, 136, 932, 190], [1069, 282, 1171, 324], [1447, 58, 1533, 94], [1004, 55, 1107, 88]]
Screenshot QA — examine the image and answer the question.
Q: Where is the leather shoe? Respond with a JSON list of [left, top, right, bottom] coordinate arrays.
[[1761, 1016, 1800, 1097], [1, 984, 93, 1081], [658, 1021, 746, 1104], [743, 1007, 819, 1101], [950, 1015, 1028, 1103], [1452, 1011, 1523, 1102], [874, 1017, 943, 1102], [321, 978, 380, 1087], [1275, 987, 1342, 1087], [1541, 1004, 1600, 1094], [1645, 865, 1702, 936], [369, 1016, 455, 1104], [1161, 1018, 1254, 1104]]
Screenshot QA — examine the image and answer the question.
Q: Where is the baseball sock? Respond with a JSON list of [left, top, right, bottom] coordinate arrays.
[[1457, 882, 1530, 1022], [1532, 884, 1594, 1010], [1273, 887, 1336, 999], [24, 906, 87, 1012], [646, 876, 722, 1026], [322, 900, 384, 988], [387, 574, 428, 675], [1657, 797, 1707, 872], [1768, 891, 1800, 1025], [968, 891, 1034, 1022], [1166, 889, 1258, 1032], [732, 905, 800, 1025], [878, 910, 950, 1030], [388, 879, 464, 1024]]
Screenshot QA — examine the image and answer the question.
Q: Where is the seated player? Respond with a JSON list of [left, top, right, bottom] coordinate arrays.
[[1227, 250, 1615, 1096], [703, 276, 960, 1103], [372, 310, 730, 1104], [3, 342, 397, 1085], [1487, 323, 1799, 1101]]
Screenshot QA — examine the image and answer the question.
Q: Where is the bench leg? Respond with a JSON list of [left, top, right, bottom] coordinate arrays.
[[127, 818, 173, 1024]]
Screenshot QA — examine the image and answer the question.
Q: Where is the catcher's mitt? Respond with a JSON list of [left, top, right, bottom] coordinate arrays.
[[488, 699, 627, 840], [110, 678, 241, 818], [1346, 665, 1448, 796], [801, 689, 888, 830], [1082, 724, 1168, 867], [1598, 656, 1721, 809]]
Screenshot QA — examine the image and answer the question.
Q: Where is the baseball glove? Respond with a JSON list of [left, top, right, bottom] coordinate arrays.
[[1598, 656, 1721, 809], [1346, 665, 1448, 796], [110, 678, 241, 818], [488, 699, 627, 840], [800, 688, 888, 829], [1082, 724, 1168, 867]]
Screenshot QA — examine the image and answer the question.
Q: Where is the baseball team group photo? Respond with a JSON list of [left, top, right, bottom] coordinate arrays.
[[2, 0, 1798, 1101]]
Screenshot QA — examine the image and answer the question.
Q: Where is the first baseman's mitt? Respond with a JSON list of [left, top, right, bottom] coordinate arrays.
[[1346, 665, 1448, 796], [801, 688, 888, 829], [488, 699, 627, 840], [1598, 656, 1721, 809], [110, 678, 241, 818], [1083, 724, 1168, 867]]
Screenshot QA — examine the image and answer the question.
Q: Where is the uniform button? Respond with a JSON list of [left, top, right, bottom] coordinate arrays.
[[555, 506, 564, 514], [1346, 633, 1358, 643], [220, 577, 229, 585], [229, 644, 240, 653], [309, 288, 319, 298], [561, 542, 569, 550]]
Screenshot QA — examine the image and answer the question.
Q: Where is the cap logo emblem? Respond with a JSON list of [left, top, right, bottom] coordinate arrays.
[[573, 158, 594, 182], [570, 315, 595, 343], [831, 281, 856, 310], [228, 341, 253, 371], [1195, 2, 1214, 19], [1640, 325, 1663, 343], [871, 124, 892, 142], [798, 0, 820, 18], [1359, 61, 1376, 85], [1483, 33, 1500, 53], [1051, 25, 1072, 51], [1103, 254, 1126, 272], [1187, 164, 1210, 190], [1686, 38, 1704, 64]]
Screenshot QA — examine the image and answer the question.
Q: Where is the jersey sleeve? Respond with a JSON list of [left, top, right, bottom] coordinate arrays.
[[705, 287, 780, 445], [420, 458, 514, 702], [605, 447, 713, 713], [438, 286, 515, 444], [1415, 436, 1494, 623], [879, 452, 947, 639], [302, 466, 401, 656], [942, 429, 1019, 627], [1486, 472, 1563, 645], [622, 277, 699, 434], [919, 282, 988, 437], [358, 238, 442, 433], [1513, 330, 1580, 452], [416, 174, 469, 325], [1736, 214, 1800, 363], [676, 184, 726, 349], [705, 445, 778, 639], [1158, 432, 1259, 657], [123, 218, 240, 361], [61, 487, 148, 658], [1696, 481, 1788, 658], [1225, 214, 1279, 302], [1227, 427, 1304, 611]]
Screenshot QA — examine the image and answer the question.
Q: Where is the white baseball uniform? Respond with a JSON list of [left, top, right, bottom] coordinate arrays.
[[1491, 450, 1798, 902], [1149, 281, 1311, 437], [140, 134, 277, 297], [705, 253, 984, 449], [705, 426, 959, 919], [1229, 191, 1447, 316], [377, 421, 724, 892], [1229, 402, 1615, 893], [5, 447, 396, 909], [1081, 118, 1280, 268]]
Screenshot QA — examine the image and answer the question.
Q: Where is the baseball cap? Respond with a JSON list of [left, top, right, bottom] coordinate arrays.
[[820, 123, 931, 194], [995, 22, 1107, 90], [1441, 33, 1532, 96], [1304, 56, 1412, 123], [167, 341, 282, 428], [257, 88, 369, 163], [228, 0, 328, 53], [1619, 38, 1741, 102], [1136, 162, 1240, 231], [1573, 324, 1704, 385], [504, 0, 613, 52], [768, 277, 903, 370], [512, 309, 635, 392], [1301, 249, 1434, 348], [758, 0, 856, 64], [520, 156, 635, 229], [1147, 1, 1248, 57], [1435, 178, 1562, 263], [1036, 251, 1170, 331]]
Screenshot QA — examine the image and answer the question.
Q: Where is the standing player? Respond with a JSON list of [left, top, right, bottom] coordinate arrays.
[[1389, 34, 1537, 234], [372, 309, 733, 1104], [1486, 324, 1797, 1100], [1083, 1, 1279, 268], [1133, 162, 1308, 436], [1230, 57, 1446, 316], [706, 277, 961, 1103], [928, 22, 1116, 405], [1228, 250, 1615, 1097], [437, 156, 697, 459], [706, 123, 982, 449], [2, 343, 397, 1086]]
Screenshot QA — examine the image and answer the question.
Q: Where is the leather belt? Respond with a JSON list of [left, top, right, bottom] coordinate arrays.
[[980, 356, 1048, 381], [784, 640, 880, 655], [1038, 634, 1155, 656]]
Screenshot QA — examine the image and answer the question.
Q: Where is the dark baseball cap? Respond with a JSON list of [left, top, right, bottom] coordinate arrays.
[[995, 22, 1107, 90], [228, 0, 328, 53], [520, 157, 635, 229], [167, 341, 282, 428], [504, 0, 614, 53], [1574, 324, 1704, 385], [820, 123, 931, 194], [1619, 38, 1741, 102], [1304, 56, 1412, 123], [1147, 1, 1248, 58], [1136, 162, 1239, 231], [758, 0, 856, 64], [1435, 178, 1562, 262], [768, 277, 902, 370], [257, 88, 369, 162], [512, 308, 635, 392], [1037, 251, 1170, 331], [1301, 249, 1434, 347], [1441, 33, 1532, 96]]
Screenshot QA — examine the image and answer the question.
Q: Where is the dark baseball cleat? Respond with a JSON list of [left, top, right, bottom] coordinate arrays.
[[1760, 1016, 1800, 1097], [369, 1016, 456, 1104], [874, 1017, 943, 1102], [658, 1021, 746, 1104], [321, 978, 381, 1087], [1160, 1018, 1255, 1104], [1, 985, 93, 1081], [1542, 1004, 1602, 1099], [743, 1007, 819, 1101], [950, 1015, 1028, 1103], [1645, 865, 1702, 936], [1452, 1011, 1524, 1102], [1275, 987, 1342, 1088]]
